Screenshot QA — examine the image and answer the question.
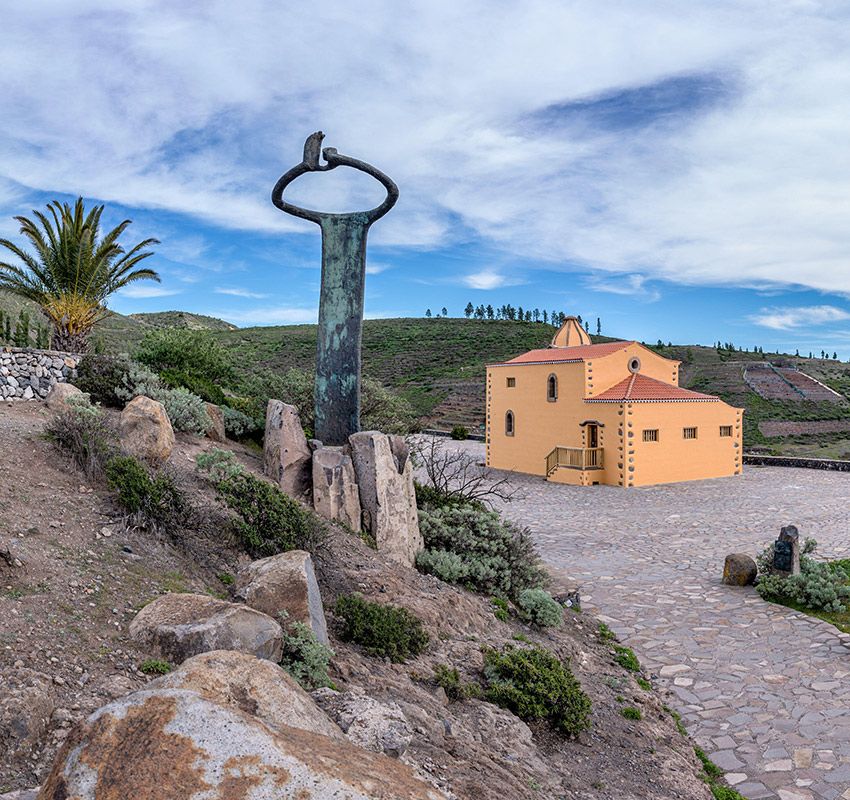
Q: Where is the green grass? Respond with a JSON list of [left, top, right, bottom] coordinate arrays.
[[139, 658, 173, 675], [613, 645, 640, 672], [635, 676, 652, 691], [620, 706, 642, 720]]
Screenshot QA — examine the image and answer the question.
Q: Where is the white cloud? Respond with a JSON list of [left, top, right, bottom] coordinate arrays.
[[2, 2, 850, 294], [118, 285, 180, 298], [749, 305, 850, 331], [462, 269, 523, 290], [213, 305, 316, 325], [214, 287, 268, 299], [583, 274, 661, 302], [365, 262, 392, 275]]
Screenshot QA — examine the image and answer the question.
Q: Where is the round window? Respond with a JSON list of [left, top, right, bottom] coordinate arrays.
[[628, 357, 641, 374]]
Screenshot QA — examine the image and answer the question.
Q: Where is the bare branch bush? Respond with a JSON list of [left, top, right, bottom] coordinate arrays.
[[408, 435, 522, 507]]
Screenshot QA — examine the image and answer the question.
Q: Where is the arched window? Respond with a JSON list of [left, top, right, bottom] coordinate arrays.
[[547, 373, 558, 402], [505, 410, 515, 436]]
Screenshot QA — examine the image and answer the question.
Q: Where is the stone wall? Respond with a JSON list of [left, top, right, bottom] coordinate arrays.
[[743, 453, 850, 472], [0, 347, 80, 401]]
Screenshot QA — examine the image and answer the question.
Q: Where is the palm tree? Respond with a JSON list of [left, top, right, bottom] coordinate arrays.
[[0, 198, 159, 352]]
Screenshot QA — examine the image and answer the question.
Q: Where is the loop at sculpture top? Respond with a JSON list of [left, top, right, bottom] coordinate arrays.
[[271, 131, 399, 226]]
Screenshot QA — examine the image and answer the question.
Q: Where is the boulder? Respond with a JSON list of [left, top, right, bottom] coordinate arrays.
[[0, 790, 39, 800], [722, 553, 757, 586], [119, 395, 175, 465], [312, 687, 413, 758], [349, 431, 423, 567], [204, 402, 226, 442], [313, 445, 362, 530], [148, 650, 343, 740], [0, 668, 55, 764], [234, 551, 328, 645], [38, 689, 446, 800], [264, 400, 312, 498], [129, 593, 283, 663], [44, 382, 82, 411]]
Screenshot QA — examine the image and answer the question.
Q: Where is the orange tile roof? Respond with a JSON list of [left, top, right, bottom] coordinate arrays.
[[494, 341, 632, 365], [587, 373, 719, 403]]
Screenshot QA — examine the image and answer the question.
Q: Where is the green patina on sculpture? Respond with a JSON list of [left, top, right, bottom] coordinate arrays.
[[272, 132, 398, 445]]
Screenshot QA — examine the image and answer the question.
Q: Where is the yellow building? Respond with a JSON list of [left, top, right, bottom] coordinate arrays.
[[486, 317, 743, 487]]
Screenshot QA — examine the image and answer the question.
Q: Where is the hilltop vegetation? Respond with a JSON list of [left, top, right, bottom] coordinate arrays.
[[5, 290, 850, 457]]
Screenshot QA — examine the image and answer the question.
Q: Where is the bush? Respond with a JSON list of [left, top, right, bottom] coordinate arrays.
[[613, 645, 640, 672], [756, 539, 850, 612], [482, 645, 591, 736], [492, 596, 510, 622], [139, 659, 173, 675], [414, 481, 483, 512], [75, 354, 132, 407], [105, 455, 190, 534], [215, 471, 324, 557], [222, 406, 260, 440], [160, 368, 227, 406], [152, 386, 210, 434], [620, 706, 642, 720], [450, 425, 469, 441], [334, 594, 429, 663], [517, 588, 563, 627], [279, 616, 334, 690], [196, 448, 245, 483], [416, 505, 545, 600], [136, 329, 234, 384], [433, 663, 482, 700], [46, 395, 119, 480]]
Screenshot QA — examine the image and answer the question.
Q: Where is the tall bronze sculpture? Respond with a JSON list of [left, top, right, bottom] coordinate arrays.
[[272, 132, 398, 445]]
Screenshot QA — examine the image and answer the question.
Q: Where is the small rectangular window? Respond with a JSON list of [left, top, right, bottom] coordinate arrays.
[[683, 427, 698, 440], [506, 377, 516, 388], [719, 425, 733, 437], [642, 429, 659, 442]]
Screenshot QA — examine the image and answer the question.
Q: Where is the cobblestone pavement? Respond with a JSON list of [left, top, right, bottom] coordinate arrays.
[[443, 441, 850, 800]]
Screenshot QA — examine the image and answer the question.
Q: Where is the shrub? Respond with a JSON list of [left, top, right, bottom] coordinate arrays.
[[620, 706, 642, 720], [613, 645, 640, 672], [492, 596, 510, 622], [105, 455, 190, 534], [222, 406, 260, 440], [160, 368, 227, 406], [75, 353, 132, 407], [416, 505, 545, 600], [215, 471, 324, 557], [636, 676, 651, 691], [450, 425, 469, 441], [46, 395, 119, 480], [334, 594, 429, 663], [597, 622, 616, 642], [517, 588, 563, 627], [414, 481, 482, 512], [482, 645, 591, 736], [279, 616, 334, 690], [433, 663, 482, 700], [139, 658, 173, 675], [196, 448, 245, 483], [136, 329, 234, 384], [756, 539, 850, 612], [153, 386, 210, 434]]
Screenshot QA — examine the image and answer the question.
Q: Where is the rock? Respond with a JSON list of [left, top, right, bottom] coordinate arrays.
[[263, 400, 312, 498], [44, 382, 82, 411], [775, 524, 801, 576], [349, 431, 423, 567], [204, 402, 226, 442], [723, 553, 757, 586], [234, 550, 328, 645], [38, 688, 446, 800], [0, 668, 55, 764], [0, 790, 39, 800], [129, 592, 283, 663], [148, 650, 343, 740], [312, 445, 362, 530], [312, 687, 413, 758], [119, 395, 175, 465]]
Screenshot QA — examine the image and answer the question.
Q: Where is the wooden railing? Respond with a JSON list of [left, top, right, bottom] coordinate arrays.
[[545, 446, 604, 475]]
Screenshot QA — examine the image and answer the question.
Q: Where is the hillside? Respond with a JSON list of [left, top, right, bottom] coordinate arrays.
[[129, 310, 237, 331], [4, 297, 850, 456]]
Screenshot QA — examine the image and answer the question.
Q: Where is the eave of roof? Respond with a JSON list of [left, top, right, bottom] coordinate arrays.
[[488, 341, 632, 367]]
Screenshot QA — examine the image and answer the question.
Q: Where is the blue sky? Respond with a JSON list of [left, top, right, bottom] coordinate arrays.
[[2, 2, 850, 356]]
